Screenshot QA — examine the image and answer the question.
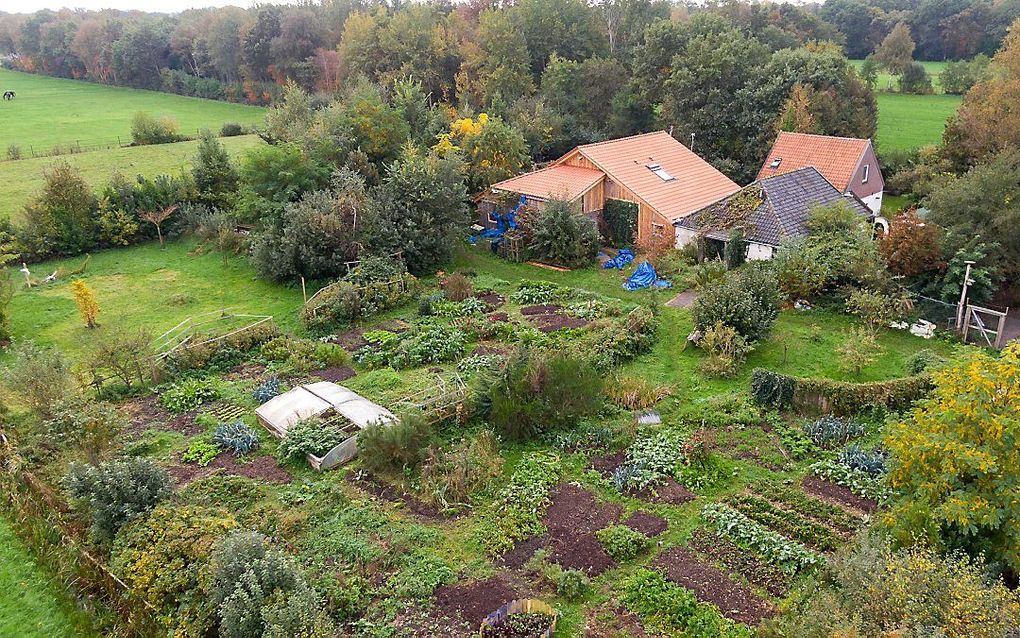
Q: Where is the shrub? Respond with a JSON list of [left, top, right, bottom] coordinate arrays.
[[899, 61, 933, 94], [301, 272, 418, 333], [276, 418, 347, 462], [5, 340, 73, 418], [596, 525, 651, 561], [112, 505, 237, 637], [555, 568, 590, 601], [220, 122, 245, 137], [603, 199, 638, 246], [846, 289, 907, 334], [213, 421, 261, 457], [356, 411, 432, 474], [64, 458, 173, 543], [261, 586, 336, 638], [160, 377, 220, 413], [698, 320, 753, 378], [884, 344, 1020, 571], [443, 273, 473, 301], [488, 351, 602, 440], [836, 327, 883, 376], [750, 369, 796, 410], [763, 535, 1020, 637], [879, 209, 944, 278], [527, 199, 600, 268], [904, 348, 946, 375], [802, 415, 865, 449], [692, 263, 780, 343], [417, 430, 503, 511], [45, 397, 124, 464], [131, 112, 182, 145]]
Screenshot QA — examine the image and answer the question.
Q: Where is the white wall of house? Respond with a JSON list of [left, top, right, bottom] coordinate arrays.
[[746, 243, 774, 261], [674, 227, 699, 249], [859, 190, 883, 215]]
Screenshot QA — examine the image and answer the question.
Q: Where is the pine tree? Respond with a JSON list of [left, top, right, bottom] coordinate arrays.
[[193, 130, 239, 210]]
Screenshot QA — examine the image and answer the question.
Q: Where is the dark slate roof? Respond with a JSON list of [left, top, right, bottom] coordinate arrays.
[[675, 166, 872, 247]]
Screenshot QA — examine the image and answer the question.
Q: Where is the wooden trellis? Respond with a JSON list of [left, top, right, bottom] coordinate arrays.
[[152, 310, 274, 359], [394, 374, 470, 425]]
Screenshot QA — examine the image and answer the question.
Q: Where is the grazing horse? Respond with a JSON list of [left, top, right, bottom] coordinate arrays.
[[2, 91, 14, 100]]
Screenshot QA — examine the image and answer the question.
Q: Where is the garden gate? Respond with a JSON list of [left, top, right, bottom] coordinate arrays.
[[962, 304, 1009, 348]]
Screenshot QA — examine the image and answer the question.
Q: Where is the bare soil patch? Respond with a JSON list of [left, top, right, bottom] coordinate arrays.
[[486, 312, 510, 323], [168, 454, 292, 487], [478, 292, 505, 310], [332, 329, 368, 351], [520, 304, 562, 316], [312, 366, 357, 383], [433, 575, 522, 629], [543, 483, 621, 576], [655, 546, 775, 625], [623, 511, 668, 537], [583, 603, 651, 638], [528, 313, 589, 333], [589, 451, 627, 477], [394, 604, 474, 637], [345, 472, 448, 520], [687, 528, 791, 597], [633, 478, 697, 506], [223, 362, 267, 382], [121, 394, 171, 435], [499, 534, 549, 570], [802, 476, 878, 514]]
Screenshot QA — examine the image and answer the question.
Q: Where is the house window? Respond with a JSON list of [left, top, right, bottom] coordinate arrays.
[[862, 164, 870, 183], [651, 222, 665, 239], [646, 163, 675, 182]]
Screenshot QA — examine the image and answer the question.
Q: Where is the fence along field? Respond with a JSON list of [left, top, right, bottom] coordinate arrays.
[[0, 68, 265, 155]]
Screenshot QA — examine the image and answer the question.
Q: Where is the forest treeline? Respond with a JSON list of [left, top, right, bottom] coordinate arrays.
[[1, 0, 1015, 104]]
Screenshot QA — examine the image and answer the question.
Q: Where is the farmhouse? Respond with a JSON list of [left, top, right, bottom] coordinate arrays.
[[757, 132, 884, 214], [484, 131, 739, 244], [674, 166, 873, 260]]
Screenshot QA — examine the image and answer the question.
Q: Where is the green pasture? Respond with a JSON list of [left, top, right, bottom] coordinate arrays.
[[0, 518, 98, 637], [0, 135, 263, 222], [873, 93, 961, 152], [0, 69, 265, 153]]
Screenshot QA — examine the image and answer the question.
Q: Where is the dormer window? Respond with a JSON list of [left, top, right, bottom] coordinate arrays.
[[647, 163, 675, 182], [862, 164, 870, 183], [769, 158, 782, 169]]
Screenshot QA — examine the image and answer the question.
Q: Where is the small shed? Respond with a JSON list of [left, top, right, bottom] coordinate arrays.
[[255, 381, 397, 470]]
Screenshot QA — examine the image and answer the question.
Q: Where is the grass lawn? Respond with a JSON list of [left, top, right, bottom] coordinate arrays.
[[873, 92, 961, 152], [0, 518, 98, 637], [6, 240, 304, 357], [0, 69, 265, 153], [0, 135, 263, 223]]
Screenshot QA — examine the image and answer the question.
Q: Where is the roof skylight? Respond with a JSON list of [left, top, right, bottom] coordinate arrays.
[[769, 158, 782, 169], [646, 163, 675, 182]]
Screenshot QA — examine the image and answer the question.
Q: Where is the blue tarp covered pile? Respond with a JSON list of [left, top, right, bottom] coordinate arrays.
[[603, 248, 635, 269], [470, 195, 526, 245], [623, 260, 672, 291]]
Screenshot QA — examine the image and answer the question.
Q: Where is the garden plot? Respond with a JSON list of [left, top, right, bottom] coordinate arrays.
[[654, 546, 775, 625]]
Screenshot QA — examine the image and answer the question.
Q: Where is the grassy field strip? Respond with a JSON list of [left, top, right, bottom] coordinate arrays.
[[0, 135, 263, 222], [849, 59, 951, 93], [0, 517, 98, 637], [0, 69, 265, 152], [873, 92, 961, 152], [6, 240, 304, 358]]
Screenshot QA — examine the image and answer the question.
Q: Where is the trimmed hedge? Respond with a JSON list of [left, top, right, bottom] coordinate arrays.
[[750, 368, 932, 416]]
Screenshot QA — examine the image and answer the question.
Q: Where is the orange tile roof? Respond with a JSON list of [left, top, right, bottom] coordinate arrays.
[[565, 131, 740, 222], [757, 132, 871, 192], [490, 164, 604, 202]]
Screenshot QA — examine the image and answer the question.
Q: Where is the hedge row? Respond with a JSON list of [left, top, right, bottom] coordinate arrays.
[[750, 369, 932, 416]]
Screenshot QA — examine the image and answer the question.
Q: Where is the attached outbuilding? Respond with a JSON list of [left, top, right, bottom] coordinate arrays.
[[255, 381, 398, 470], [674, 166, 874, 261]]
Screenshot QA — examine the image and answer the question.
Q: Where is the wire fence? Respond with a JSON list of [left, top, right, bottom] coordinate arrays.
[[1, 128, 244, 163]]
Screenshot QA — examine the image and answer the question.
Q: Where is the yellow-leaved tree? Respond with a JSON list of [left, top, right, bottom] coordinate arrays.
[[884, 343, 1020, 572], [71, 279, 100, 328]]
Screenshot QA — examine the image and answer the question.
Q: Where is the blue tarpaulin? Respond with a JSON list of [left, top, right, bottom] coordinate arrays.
[[603, 248, 635, 270], [476, 195, 525, 240], [623, 260, 672, 291]]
